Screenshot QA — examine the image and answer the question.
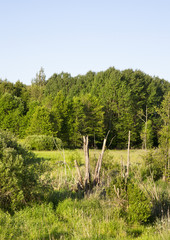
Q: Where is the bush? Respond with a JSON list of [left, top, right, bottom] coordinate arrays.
[[106, 169, 152, 224], [23, 135, 62, 151], [141, 150, 164, 181], [127, 182, 152, 223], [0, 130, 49, 212]]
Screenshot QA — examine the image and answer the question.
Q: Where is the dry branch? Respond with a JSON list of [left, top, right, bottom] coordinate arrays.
[[83, 136, 90, 190], [75, 160, 84, 190], [93, 134, 108, 186]]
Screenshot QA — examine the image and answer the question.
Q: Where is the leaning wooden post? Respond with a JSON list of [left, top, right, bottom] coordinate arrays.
[[127, 130, 131, 178], [75, 160, 84, 190], [93, 135, 108, 186], [97, 138, 107, 180], [83, 136, 90, 190]]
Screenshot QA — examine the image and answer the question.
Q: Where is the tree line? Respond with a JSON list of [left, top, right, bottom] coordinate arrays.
[[0, 67, 169, 149]]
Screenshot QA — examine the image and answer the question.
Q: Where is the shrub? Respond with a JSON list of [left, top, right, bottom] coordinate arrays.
[[23, 135, 62, 151], [127, 182, 152, 223], [106, 169, 152, 224], [0, 130, 49, 212], [141, 150, 164, 181]]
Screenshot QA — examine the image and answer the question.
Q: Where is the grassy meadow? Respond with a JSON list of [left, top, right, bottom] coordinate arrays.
[[33, 149, 146, 165], [0, 148, 170, 240], [33, 149, 146, 192]]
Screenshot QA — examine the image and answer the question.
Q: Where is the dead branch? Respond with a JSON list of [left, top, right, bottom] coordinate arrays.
[[93, 134, 108, 186], [83, 136, 90, 190], [75, 160, 84, 190], [114, 185, 120, 199]]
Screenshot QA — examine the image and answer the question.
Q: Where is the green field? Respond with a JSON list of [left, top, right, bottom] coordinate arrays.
[[33, 149, 146, 164]]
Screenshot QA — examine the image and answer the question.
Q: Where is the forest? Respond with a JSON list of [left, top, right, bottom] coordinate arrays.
[[0, 66, 169, 149], [0, 67, 170, 239]]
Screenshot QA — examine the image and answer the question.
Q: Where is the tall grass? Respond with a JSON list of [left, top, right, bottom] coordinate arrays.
[[0, 198, 169, 239], [0, 149, 169, 240]]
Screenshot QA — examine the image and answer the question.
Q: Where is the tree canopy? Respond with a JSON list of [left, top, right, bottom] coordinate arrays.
[[0, 67, 169, 148]]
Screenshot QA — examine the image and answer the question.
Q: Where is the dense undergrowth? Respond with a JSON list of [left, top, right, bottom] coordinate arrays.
[[0, 197, 169, 240], [0, 130, 170, 239]]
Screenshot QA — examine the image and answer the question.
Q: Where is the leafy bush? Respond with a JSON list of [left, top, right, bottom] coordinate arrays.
[[0, 130, 49, 212], [127, 182, 152, 223], [141, 150, 164, 181], [23, 135, 62, 150], [106, 168, 152, 224]]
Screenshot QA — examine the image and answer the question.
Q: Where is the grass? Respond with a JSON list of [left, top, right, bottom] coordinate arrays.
[[0, 199, 169, 240], [33, 148, 146, 166], [0, 148, 169, 240], [33, 149, 147, 191]]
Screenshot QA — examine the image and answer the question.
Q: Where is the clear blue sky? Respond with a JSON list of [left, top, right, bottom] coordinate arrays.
[[0, 0, 170, 84]]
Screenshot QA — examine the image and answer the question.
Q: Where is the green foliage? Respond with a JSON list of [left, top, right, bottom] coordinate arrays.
[[0, 67, 170, 148], [56, 197, 127, 239], [0, 130, 49, 212], [141, 150, 164, 181], [32, 67, 46, 86], [127, 182, 152, 223], [141, 120, 154, 149], [0, 203, 60, 240], [0, 93, 26, 137], [158, 91, 170, 180], [0, 200, 169, 240], [0, 148, 169, 239], [51, 90, 69, 143], [26, 106, 54, 136], [107, 177, 152, 223], [66, 150, 83, 167], [69, 94, 105, 147], [30, 67, 46, 101], [1, 61, 170, 238], [45, 72, 73, 98], [0, 79, 15, 96], [23, 135, 62, 151]]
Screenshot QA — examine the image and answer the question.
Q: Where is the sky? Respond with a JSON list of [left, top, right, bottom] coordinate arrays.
[[0, 0, 170, 85]]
